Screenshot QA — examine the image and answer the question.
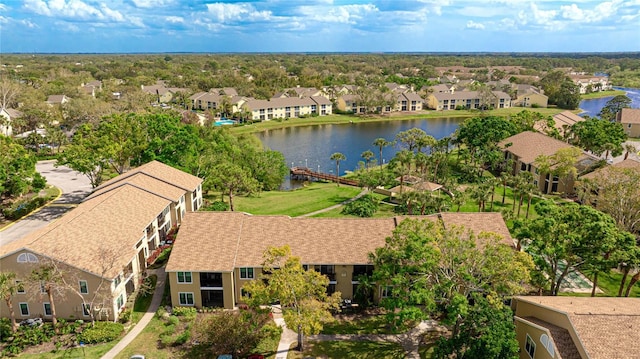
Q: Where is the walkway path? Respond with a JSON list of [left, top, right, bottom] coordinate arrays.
[[273, 311, 445, 359], [298, 189, 369, 217], [272, 305, 299, 359], [101, 267, 166, 359]]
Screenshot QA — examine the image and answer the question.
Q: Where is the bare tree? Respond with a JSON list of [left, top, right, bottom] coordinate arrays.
[[0, 78, 20, 110]]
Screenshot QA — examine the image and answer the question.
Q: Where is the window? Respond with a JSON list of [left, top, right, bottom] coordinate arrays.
[[17, 253, 38, 263], [525, 334, 536, 358], [113, 275, 121, 288], [240, 267, 254, 279], [117, 294, 124, 310], [179, 292, 194, 306], [79, 280, 89, 294], [16, 280, 25, 294], [177, 272, 192, 283], [19, 303, 29, 316], [43, 303, 52, 316], [82, 303, 91, 316], [40, 281, 46, 294], [381, 286, 393, 298]]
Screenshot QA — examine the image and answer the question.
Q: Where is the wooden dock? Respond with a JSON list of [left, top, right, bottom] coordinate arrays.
[[290, 167, 360, 187]]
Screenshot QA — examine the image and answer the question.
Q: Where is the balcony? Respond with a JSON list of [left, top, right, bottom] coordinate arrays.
[[200, 272, 223, 288]]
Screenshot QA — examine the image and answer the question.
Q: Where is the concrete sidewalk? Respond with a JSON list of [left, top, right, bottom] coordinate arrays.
[[272, 305, 298, 359], [100, 267, 166, 359]]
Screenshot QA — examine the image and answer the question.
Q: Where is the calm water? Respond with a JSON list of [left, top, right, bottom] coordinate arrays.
[[258, 118, 464, 189], [579, 87, 640, 117]]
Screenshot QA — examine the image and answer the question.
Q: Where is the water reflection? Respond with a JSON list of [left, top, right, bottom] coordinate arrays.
[[258, 117, 465, 189]]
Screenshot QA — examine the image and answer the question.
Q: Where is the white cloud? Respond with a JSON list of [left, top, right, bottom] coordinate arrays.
[[297, 4, 378, 24], [417, 0, 452, 16], [165, 16, 184, 24], [206, 3, 272, 23], [131, 0, 174, 9], [0, 4, 7, 11], [23, 0, 125, 22], [561, 0, 622, 23], [466, 20, 485, 29], [0, 16, 8, 23], [530, 3, 557, 25], [21, 19, 38, 28]]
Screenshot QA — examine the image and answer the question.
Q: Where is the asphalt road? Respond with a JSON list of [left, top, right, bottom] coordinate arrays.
[[0, 161, 92, 247]]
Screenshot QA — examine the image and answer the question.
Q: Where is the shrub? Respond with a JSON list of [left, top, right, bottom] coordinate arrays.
[[156, 306, 167, 319], [119, 309, 132, 324], [173, 330, 190, 345], [172, 306, 197, 319], [341, 194, 379, 217], [77, 322, 124, 344], [32, 173, 47, 192], [205, 200, 229, 211], [3, 197, 48, 220], [167, 316, 180, 326]]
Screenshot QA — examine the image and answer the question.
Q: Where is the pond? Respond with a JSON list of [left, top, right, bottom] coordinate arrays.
[[257, 117, 464, 189], [579, 87, 640, 117]]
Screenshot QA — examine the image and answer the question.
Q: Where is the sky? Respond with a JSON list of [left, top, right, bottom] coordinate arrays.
[[0, 0, 639, 53]]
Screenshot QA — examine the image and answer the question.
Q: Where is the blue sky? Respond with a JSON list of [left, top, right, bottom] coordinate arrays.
[[1, 0, 639, 53]]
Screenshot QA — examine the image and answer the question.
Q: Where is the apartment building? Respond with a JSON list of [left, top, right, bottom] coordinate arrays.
[[165, 212, 515, 310], [0, 161, 202, 322], [426, 91, 512, 110], [242, 96, 332, 121]]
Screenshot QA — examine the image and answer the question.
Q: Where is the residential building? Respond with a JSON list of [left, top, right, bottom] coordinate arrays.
[[80, 80, 102, 98], [426, 91, 511, 110], [513, 86, 548, 108], [242, 96, 332, 121], [0, 107, 21, 136], [0, 161, 202, 322], [141, 81, 188, 103], [499, 131, 599, 195], [273, 87, 322, 99], [512, 296, 640, 359], [427, 84, 455, 94], [397, 92, 423, 112], [616, 108, 640, 138], [165, 212, 516, 310], [533, 111, 584, 138], [46, 95, 70, 105], [570, 75, 612, 94], [580, 158, 640, 182]]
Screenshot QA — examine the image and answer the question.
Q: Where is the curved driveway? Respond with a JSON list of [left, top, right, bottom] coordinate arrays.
[[0, 160, 92, 246]]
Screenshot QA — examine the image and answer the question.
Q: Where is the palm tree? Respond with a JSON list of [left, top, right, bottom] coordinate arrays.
[[451, 189, 467, 212], [30, 264, 61, 333], [373, 138, 391, 171], [624, 143, 636, 160], [361, 150, 375, 171], [0, 271, 19, 332], [330, 152, 346, 186]]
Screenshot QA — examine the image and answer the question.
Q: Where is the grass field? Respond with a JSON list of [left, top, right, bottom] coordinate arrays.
[[580, 90, 625, 100], [229, 108, 571, 135], [233, 182, 362, 217], [19, 342, 116, 358], [287, 340, 405, 359]]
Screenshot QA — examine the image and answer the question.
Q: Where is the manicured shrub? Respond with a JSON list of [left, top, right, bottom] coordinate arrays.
[[205, 200, 229, 211], [3, 197, 48, 220], [172, 306, 197, 319], [77, 322, 124, 344], [341, 194, 378, 217]]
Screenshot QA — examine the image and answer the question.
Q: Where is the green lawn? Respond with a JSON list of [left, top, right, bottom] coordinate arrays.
[[233, 182, 362, 217], [321, 315, 403, 335], [230, 108, 570, 135], [131, 274, 158, 323], [592, 270, 640, 297], [114, 316, 173, 359], [19, 342, 116, 358], [287, 340, 405, 359], [580, 90, 626, 100]]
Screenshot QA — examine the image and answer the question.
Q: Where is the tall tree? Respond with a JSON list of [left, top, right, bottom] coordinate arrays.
[[395, 127, 435, 153], [434, 295, 519, 359], [516, 201, 630, 295], [598, 95, 632, 121], [360, 150, 375, 171], [373, 137, 392, 170], [329, 152, 346, 185], [208, 162, 260, 211], [243, 245, 341, 351], [0, 135, 39, 199], [571, 118, 627, 157], [0, 271, 19, 332], [30, 263, 65, 333], [534, 147, 581, 194], [370, 218, 532, 328]]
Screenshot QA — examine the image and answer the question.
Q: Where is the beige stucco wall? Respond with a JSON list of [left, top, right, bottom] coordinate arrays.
[[623, 123, 640, 138], [514, 300, 588, 358], [168, 271, 202, 308], [514, 318, 557, 359], [0, 250, 117, 322]]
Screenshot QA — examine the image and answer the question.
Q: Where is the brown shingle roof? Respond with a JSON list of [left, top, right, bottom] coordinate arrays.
[[580, 158, 640, 180], [522, 316, 581, 359], [86, 172, 186, 202], [166, 212, 516, 273], [516, 296, 640, 359], [618, 108, 640, 124], [1, 185, 171, 278], [439, 212, 515, 247], [94, 160, 202, 194], [499, 131, 575, 164]]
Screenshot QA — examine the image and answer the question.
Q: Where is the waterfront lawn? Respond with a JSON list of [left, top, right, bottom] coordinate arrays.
[[287, 341, 405, 359], [233, 182, 362, 216], [230, 108, 570, 135], [580, 90, 625, 100]]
